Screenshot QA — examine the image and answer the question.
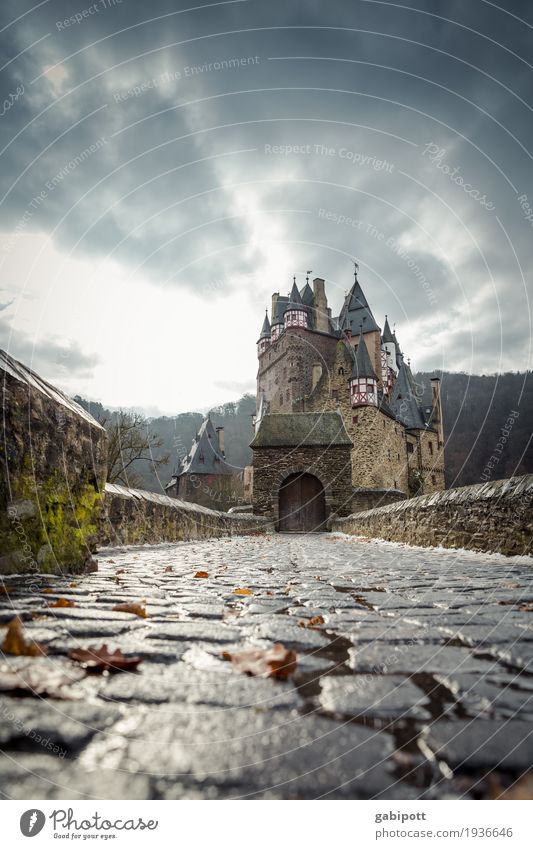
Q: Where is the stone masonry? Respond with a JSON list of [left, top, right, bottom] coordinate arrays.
[[333, 475, 533, 557], [0, 350, 107, 574]]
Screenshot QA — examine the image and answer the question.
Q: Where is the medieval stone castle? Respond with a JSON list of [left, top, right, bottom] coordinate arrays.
[[249, 269, 445, 530]]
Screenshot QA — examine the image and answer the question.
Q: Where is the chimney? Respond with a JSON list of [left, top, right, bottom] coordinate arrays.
[[271, 292, 279, 321], [312, 277, 329, 333], [216, 426, 225, 457]]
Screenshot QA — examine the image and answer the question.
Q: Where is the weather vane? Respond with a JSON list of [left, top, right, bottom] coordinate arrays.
[[352, 259, 359, 280], [306, 269, 312, 283]]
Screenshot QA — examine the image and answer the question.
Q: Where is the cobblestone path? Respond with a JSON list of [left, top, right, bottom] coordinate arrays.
[[1, 534, 532, 799]]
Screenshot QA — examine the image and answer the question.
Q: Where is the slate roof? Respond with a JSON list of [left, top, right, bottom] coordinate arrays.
[[250, 413, 353, 448], [337, 277, 380, 334], [272, 297, 288, 325], [390, 362, 426, 429], [176, 417, 233, 476], [351, 331, 378, 380], [382, 317, 395, 344], [259, 312, 271, 339], [300, 282, 314, 306], [287, 280, 304, 310]]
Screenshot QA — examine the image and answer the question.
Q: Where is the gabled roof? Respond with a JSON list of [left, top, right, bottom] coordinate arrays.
[[300, 282, 314, 306], [338, 276, 380, 334], [390, 362, 426, 429], [176, 417, 233, 476], [382, 317, 395, 344], [258, 311, 271, 340], [250, 412, 353, 448], [350, 331, 378, 380]]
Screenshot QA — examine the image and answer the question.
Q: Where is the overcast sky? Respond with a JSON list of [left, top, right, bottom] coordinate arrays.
[[0, 0, 531, 414]]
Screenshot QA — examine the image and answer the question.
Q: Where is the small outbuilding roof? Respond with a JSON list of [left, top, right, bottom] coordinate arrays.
[[250, 412, 353, 448]]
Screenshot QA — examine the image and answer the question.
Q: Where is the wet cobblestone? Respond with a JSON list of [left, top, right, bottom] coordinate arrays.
[[0, 533, 532, 799]]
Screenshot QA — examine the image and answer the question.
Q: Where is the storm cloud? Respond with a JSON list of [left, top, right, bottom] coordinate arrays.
[[0, 0, 531, 409]]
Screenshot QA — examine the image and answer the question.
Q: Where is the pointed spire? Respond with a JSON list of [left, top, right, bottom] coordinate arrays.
[[351, 329, 378, 380], [259, 309, 271, 339], [288, 279, 304, 308], [382, 316, 395, 344], [338, 264, 379, 333]]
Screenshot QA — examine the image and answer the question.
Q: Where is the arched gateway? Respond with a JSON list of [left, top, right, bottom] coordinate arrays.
[[278, 472, 326, 532]]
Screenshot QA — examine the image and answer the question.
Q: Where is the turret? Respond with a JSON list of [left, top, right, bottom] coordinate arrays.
[[381, 316, 397, 372], [284, 278, 308, 329], [349, 330, 378, 407], [257, 310, 271, 356]]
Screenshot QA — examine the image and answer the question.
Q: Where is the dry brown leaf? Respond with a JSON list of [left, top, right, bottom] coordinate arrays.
[[222, 643, 297, 679], [116, 568, 125, 575], [68, 644, 143, 673], [164, 566, 173, 573], [1, 617, 47, 657], [194, 571, 209, 578], [41, 588, 53, 594], [298, 615, 325, 629], [68, 582, 78, 588], [488, 772, 533, 800], [112, 602, 147, 618], [233, 587, 252, 596], [49, 598, 76, 608], [0, 659, 84, 699], [0, 585, 16, 595]]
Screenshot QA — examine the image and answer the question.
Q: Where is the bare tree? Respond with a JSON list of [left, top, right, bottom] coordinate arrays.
[[99, 410, 170, 487]]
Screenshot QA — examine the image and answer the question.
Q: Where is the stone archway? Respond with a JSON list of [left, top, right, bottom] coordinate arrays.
[[278, 472, 326, 532]]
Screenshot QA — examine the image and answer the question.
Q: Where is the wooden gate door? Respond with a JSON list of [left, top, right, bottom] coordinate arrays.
[[278, 473, 326, 532]]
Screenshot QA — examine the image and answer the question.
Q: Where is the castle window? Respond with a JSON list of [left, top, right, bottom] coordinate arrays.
[[331, 389, 339, 401], [383, 419, 386, 428], [352, 415, 358, 424], [407, 443, 414, 454], [279, 394, 283, 406], [394, 480, 397, 489], [387, 449, 391, 460], [429, 441, 434, 455], [431, 474, 436, 484], [397, 453, 400, 460], [338, 367, 345, 376]]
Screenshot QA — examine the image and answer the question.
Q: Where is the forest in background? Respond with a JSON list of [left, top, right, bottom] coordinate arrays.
[[76, 371, 532, 493]]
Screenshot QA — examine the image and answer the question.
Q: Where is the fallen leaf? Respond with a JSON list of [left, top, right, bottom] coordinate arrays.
[[116, 569, 125, 575], [298, 615, 325, 629], [112, 602, 147, 618], [41, 588, 53, 594], [68, 582, 78, 588], [488, 772, 533, 800], [1, 617, 47, 657], [164, 566, 173, 573], [222, 643, 297, 679], [68, 644, 143, 673], [49, 598, 76, 608], [194, 571, 209, 578], [0, 660, 84, 699], [233, 587, 252, 596], [0, 585, 16, 595]]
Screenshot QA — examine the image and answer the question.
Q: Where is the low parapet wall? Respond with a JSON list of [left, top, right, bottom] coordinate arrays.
[[333, 475, 533, 557], [100, 483, 274, 546]]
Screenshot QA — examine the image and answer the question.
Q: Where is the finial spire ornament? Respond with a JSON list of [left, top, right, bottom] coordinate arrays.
[[352, 259, 359, 280], [293, 275, 296, 285], [306, 269, 312, 283]]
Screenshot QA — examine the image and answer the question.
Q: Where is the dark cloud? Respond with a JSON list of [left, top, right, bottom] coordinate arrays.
[[0, 0, 531, 377]]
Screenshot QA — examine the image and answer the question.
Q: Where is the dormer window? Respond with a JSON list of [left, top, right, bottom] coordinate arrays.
[[284, 309, 307, 329]]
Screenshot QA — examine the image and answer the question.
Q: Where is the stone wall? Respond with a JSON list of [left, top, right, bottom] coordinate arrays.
[[334, 475, 533, 557], [252, 444, 353, 521], [351, 487, 406, 513], [100, 483, 273, 546], [1, 350, 107, 574]]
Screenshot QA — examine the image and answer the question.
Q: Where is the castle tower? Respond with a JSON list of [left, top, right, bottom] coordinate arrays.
[[349, 330, 378, 407], [257, 310, 271, 356], [338, 268, 382, 381], [430, 376, 444, 448], [284, 279, 308, 329]]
